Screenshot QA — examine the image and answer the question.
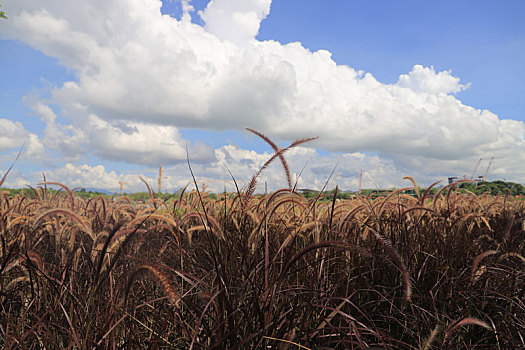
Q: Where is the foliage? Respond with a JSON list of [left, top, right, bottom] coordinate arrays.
[[73, 188, 111, 199], [0, 4, 7, 19], [460, 180, 525, 196], [2, 187, 111, 200]]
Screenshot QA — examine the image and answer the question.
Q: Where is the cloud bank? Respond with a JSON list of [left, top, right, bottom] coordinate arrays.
[[6, 145, 402, 193], [1, 0, 524, 189]]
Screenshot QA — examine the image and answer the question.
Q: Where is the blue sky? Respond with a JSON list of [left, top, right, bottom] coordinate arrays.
[[163, 0, 525, 121], [0, 0, 524, 192], [259, 0, 525, 121]]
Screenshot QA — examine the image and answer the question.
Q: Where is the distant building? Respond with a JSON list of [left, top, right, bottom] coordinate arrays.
[[448, 176, 487, 184]]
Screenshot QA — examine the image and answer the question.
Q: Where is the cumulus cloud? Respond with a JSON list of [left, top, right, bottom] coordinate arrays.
[[396, 65, 470, 94], [0, 119, 45, 159], [1, 0, 525, 184], [32, 163, 185, 193], [87, 116, 214, 166], [0, 119, 32, 151], [199, 0, 272, 45], [172, 144, 405, 193], [29, 102, 86, 161], [0, 170, 31, 189], [36, 163, 137, 192], [31, 144, 405, 193], [26, 97, 214, 166]]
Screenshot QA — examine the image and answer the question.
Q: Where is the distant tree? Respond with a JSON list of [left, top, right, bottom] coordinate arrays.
[[1, 4, 7, 19], [460, 180, 525, 196]]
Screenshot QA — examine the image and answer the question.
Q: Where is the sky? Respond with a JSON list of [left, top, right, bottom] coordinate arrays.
[[0, 0, 524, 193]]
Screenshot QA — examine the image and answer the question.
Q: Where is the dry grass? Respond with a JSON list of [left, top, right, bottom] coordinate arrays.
[[0, 136, 523, 348]]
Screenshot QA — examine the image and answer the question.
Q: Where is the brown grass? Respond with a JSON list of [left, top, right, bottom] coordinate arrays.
[[0, 132, 523, 348]]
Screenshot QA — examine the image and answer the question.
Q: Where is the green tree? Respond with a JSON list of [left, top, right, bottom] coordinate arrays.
[[0, 4, 7, 20], [460, 180, 525, 196]]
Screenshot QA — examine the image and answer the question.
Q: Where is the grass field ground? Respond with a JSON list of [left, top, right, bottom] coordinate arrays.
[[1, 132, 523, 348], [0, 177, 523, 348]]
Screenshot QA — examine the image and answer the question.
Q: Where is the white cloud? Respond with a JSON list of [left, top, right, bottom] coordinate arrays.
[[29, 102, 86, 161], [1, 0, 525, 184], [86, 115, 214, 166], [35, 163, 157, 192], [5, 140, 519, 193], [199, 0, 272, 45], [26, 99, 214, 166], [170, 144, 406, 193], [0, 170, 31, 189], [396, 65, 470, 94], [38, 163, 123, 191], [29, 144, 405, 193], [0, 119, 32, 151], [0, 119, 45, 160]]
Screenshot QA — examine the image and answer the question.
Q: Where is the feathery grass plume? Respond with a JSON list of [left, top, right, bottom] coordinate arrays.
[[471, 250, 498, 278], [361, 223, 413, 302], [137, 264, 179, 306], [39, 182, 76, 210], [40, 172, 49, 202], [403, 176, 420, 198], [4, 275, 31, 292], [443, 317, 492, 343], [245, 127, 294, 190], [419, 179, 442, 205], [92, 220, 126, 274], [33, 208, 93, 238], [432, 179, 471, 211], [173, 183, 189, 211], [264, 194, 308, 222], [25, 185, 42, 201], [498, 252, 525, 262], [6, 214, 31, 231], [337, 204, 366, 231], [179, 211, 224, 240], [244, 132, 317, 205], [420, 323, 440, 350], [372, 187, 412, 220], [401, 206, 436, 220], [255, 188, 293, 211], [25, 250, 44, 273], [139, 176, 156, 200], [453, 213, 492, 232]]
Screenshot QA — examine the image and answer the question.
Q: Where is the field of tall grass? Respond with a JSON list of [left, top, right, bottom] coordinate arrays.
[[0, 133, 523, 349]]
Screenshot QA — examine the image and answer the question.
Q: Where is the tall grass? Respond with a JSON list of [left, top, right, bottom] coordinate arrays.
[[0, 135, 523, 348]]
